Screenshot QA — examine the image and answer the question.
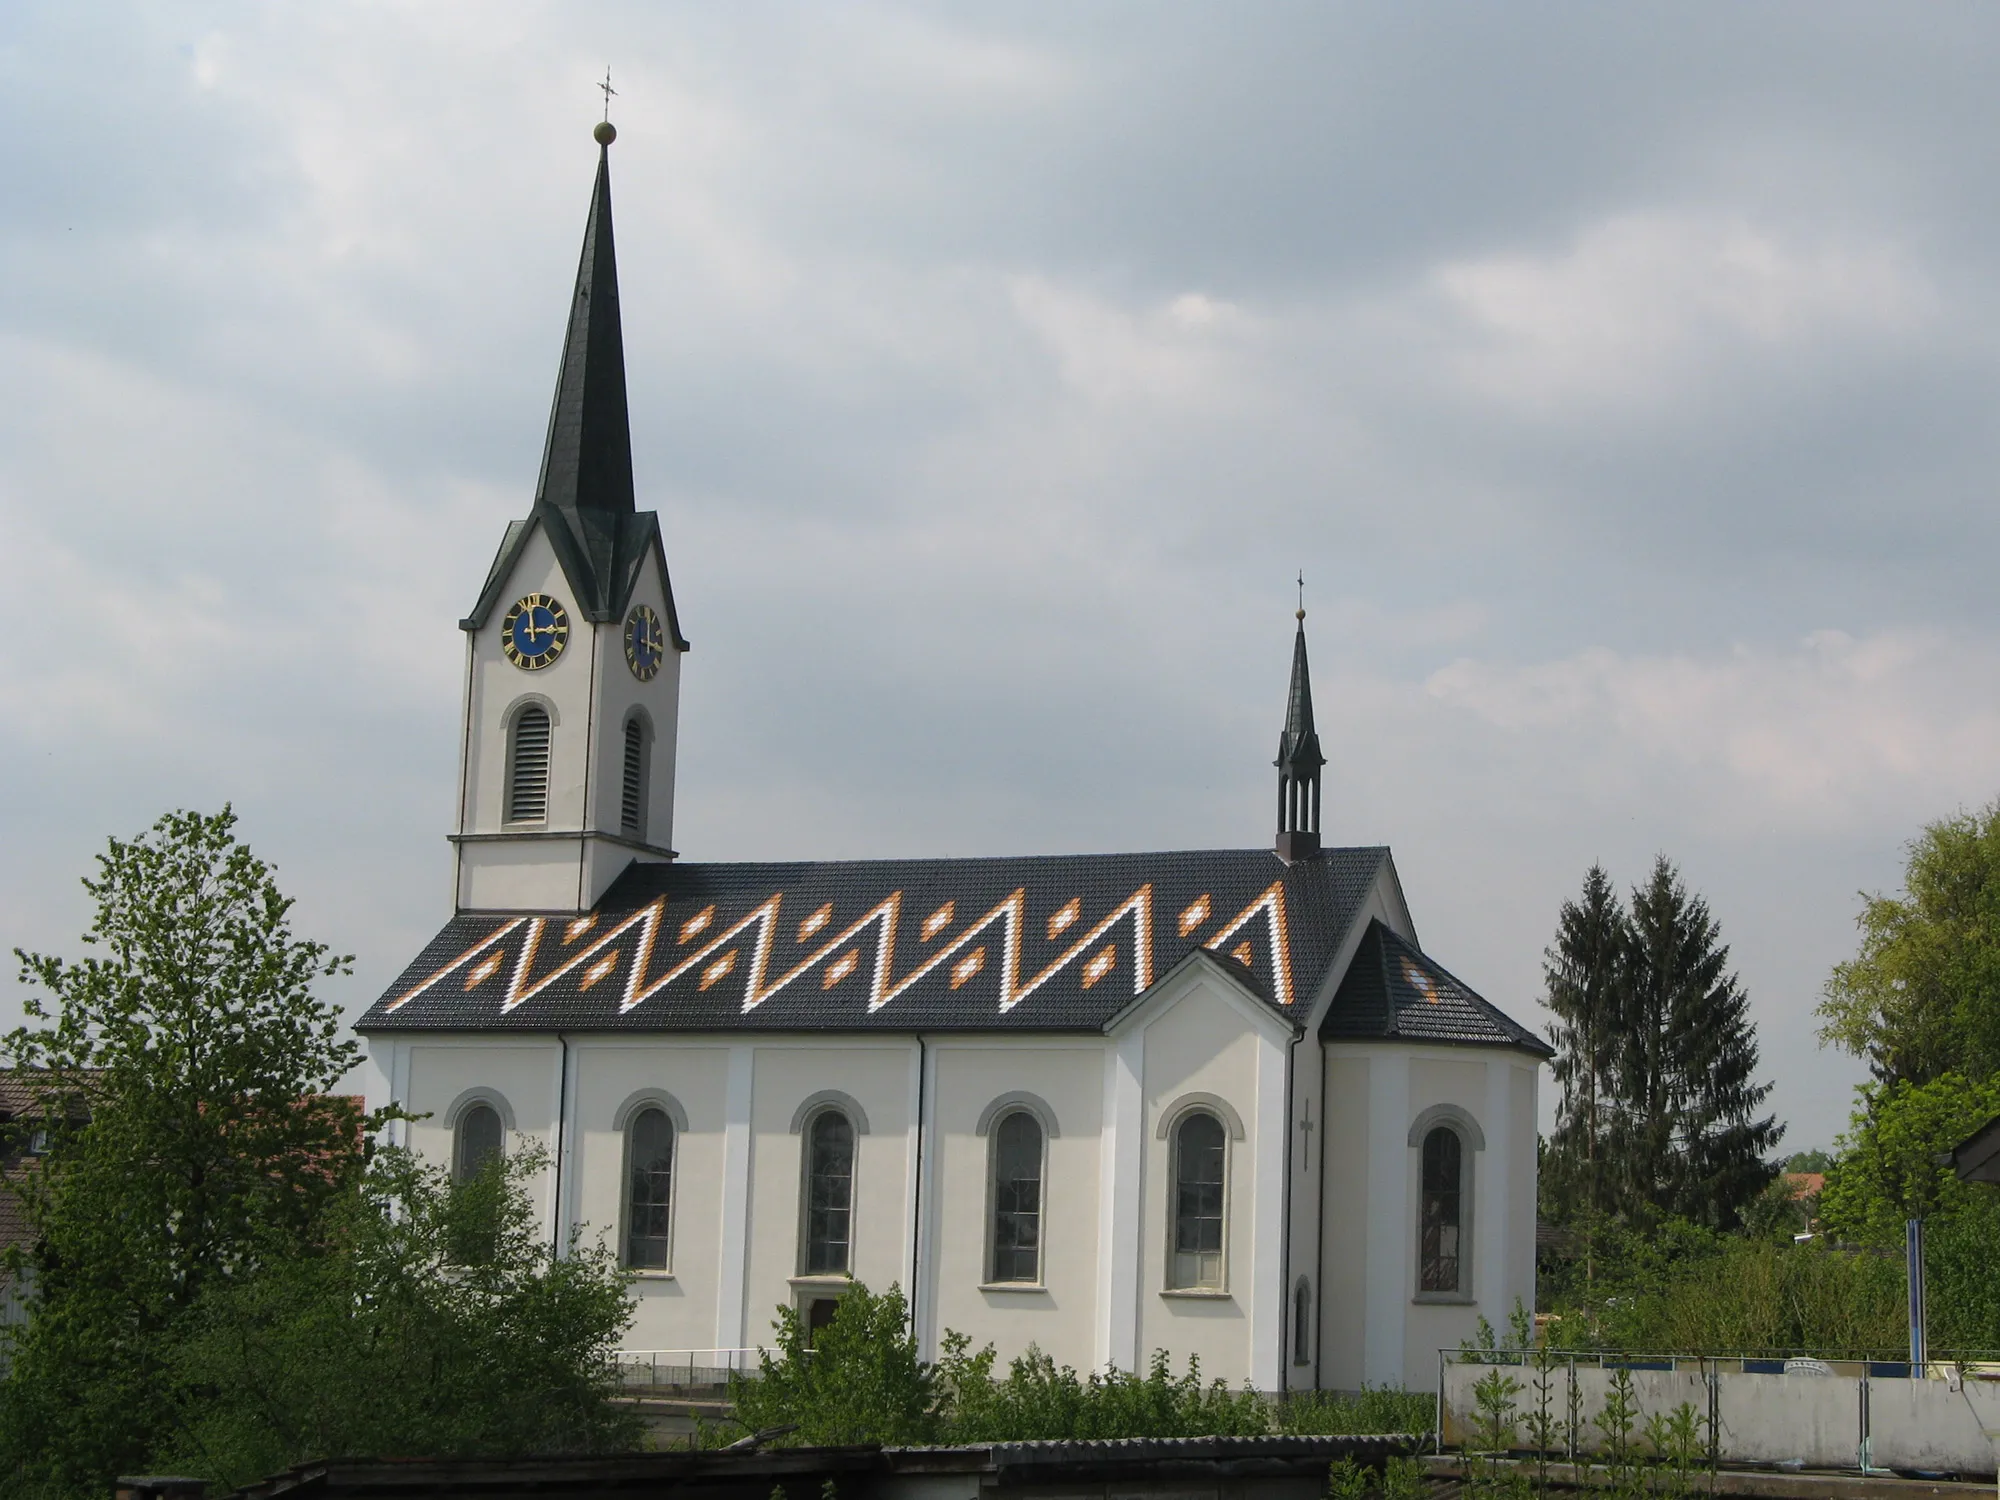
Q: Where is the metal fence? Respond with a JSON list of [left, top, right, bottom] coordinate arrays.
[[615, 1347, 765, 1388], [1438, 1348, 2000, 1478]]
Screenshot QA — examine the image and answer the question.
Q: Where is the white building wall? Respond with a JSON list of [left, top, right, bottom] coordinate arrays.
[[460, 529, 592, 841], [1131, 969, 1272, 1386], [1319, 1052, 1370, 1391], [564, 1036, 734, 1355], [398, 1035, 563, 1228], [740, 1042, 917, 1345], [924, 1041, 1105, 1374], [454, 526, 682, 912], [370, 997, 1532, 1393], [1319, 1041, 1545, 1394]]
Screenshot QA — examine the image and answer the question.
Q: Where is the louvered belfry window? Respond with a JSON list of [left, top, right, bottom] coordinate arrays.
[[621, 715, 646, 837], [508, 705, 551, 824]]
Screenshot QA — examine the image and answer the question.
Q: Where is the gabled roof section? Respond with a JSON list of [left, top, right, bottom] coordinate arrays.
[[460, 135, 688, 642], [461, 506, 689, 641], [1320, 918, 1553, 1057], [360, 847, 1388, 1035]]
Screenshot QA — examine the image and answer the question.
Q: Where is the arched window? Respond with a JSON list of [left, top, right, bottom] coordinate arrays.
[[507, 704, 552, 824], [1169, 1110, 1226, 1290], [989, 1109, 1043, 1284], [620, 714, 649, 837], [453, 1103, 503, 1183], [625, 1107, 674, 1269], [1292, 1276, 1313, 1365], [1420, 1125, 1464, 1293], [802, 1109, 855, 1275]]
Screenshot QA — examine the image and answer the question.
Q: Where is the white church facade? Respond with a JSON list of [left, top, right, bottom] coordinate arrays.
[[357, 125, 1551, 1395]]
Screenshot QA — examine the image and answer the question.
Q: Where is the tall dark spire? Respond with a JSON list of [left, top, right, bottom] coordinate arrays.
[[1275, 606, 1326, 860], [535, 124, 635, 521], [460, 122, 690, 646]]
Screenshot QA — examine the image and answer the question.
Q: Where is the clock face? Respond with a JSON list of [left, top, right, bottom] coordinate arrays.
[[501, 594, 570, 670], [625, 604, 664, 681]]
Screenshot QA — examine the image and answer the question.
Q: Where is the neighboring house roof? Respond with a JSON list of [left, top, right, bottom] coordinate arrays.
[[1944, 1113, 2000, 1186], [1319, 918, 1554, 1058], [0, 1071, 98, 1258], [361, 847, 1397, 1034], [1782, 1172, 1826, 1200]]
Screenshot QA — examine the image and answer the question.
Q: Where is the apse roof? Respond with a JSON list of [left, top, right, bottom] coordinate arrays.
[[359, 846, 1391, 1035], [1320, 918, 1553, 1057]]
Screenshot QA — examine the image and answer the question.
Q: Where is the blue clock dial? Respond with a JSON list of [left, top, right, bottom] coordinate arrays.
[[625, 604, 664, 681], [501, 593, 570, 671]]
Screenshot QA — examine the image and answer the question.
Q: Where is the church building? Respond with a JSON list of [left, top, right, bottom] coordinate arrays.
[[357, 125, 1552, 1395]]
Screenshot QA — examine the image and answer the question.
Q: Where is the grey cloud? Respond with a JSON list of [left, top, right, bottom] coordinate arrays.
[[7, 2, 1999, 1151]]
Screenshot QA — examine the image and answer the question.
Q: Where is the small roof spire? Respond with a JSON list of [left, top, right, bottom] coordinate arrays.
[[533, 122, 635, 521], [1279, 608, 1323, 772], [1274, 586, 1325, 861]]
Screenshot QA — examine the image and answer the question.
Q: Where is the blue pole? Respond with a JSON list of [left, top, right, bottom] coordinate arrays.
[[1906, 1218, 1927, 1372]]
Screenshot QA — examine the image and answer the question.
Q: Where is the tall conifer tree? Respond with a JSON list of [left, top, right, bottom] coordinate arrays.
[[1615, 856, 1783, 1229], [1542, 865, 1628, 1258]]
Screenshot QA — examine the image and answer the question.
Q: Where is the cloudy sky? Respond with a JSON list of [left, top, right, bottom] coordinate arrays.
[[6, 3, 1998, 1151]]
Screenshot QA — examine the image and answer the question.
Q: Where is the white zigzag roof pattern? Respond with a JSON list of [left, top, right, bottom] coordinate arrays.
[[383, 880, 1296, 1020]]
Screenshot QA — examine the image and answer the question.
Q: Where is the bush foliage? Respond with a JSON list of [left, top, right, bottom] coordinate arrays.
[[151, 1147, 640, 1488], [730, 1281, 1434, 1446]]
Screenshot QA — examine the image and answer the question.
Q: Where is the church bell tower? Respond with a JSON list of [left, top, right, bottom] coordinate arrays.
[[1274, 606, 1325, 861], [448, 121, 690, 913]]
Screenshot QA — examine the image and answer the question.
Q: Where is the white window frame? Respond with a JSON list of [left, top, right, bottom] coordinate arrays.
[[614, 1089, 687, 1275], [983, 1106, 1051, 1289]]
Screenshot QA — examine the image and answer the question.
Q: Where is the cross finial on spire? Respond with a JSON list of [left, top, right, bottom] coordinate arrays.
[[1296, 570, 1305, 621], [599, 67, 618, 122]]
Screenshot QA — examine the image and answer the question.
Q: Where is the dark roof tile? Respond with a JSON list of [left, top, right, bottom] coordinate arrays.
[[361, 847, 1387, 1034], [1320, 919, 1551, 1057]]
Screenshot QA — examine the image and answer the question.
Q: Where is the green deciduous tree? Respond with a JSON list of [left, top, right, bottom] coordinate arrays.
[[0, 809, 641, 1498], [1819, 800, 2000, 1086], [2, 808, 368, 1494], [1817, 1071, 2000, 1244], [152, 1146, 639, 1491]]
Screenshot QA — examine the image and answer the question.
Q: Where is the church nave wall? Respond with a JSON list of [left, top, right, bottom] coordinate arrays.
[[1131, 969, 1277, 1391], [1317, 1043, 1543, 1395], [1318, 1053, 1371, 1392], [921, 1041, 1105, 1376], [741, 1042, 918, 1345], [567, 1039, 734, 1356], [395, 1034, 563, 1239]]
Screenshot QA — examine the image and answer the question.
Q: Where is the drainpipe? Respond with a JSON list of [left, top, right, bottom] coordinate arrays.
[[908, 1035, 929, 1350], [552, 1033, 571, 1254]]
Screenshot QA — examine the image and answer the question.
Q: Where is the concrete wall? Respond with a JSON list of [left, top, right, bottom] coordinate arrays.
[[1441, 1362, 2000, 1478]]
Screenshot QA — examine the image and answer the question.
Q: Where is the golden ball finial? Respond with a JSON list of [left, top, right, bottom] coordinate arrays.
[[594, 120, 617, 146], [1296, 607, 1306, 621]]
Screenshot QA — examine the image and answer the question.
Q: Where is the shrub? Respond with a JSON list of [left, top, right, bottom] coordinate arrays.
[[731, 1282, 937, 1446]]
